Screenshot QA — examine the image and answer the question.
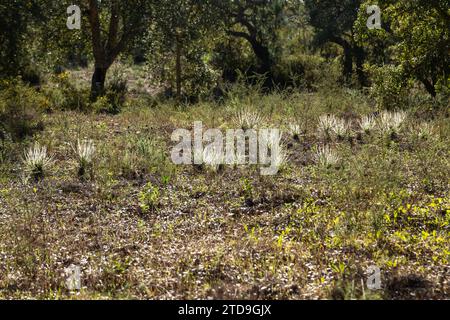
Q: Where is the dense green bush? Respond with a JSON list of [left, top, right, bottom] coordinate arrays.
[[104, 68, 128, 114], [273, 54, 337, 90], [42, 72, 89, 112], [91, 67, 128, 114], [367, 65, 411, 110], [0, 79, 45, 141]]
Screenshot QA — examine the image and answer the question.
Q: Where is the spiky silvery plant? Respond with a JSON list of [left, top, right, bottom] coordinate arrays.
[[203, 146, 224, 172], [359, 115, 376, 134], [234, 108, 264, 130], [260, 131, 289, 174], [317, 114, 338, 140], [72, 139, 96, 179], [23, 143, 54, 181], [332, 118, 351, 140], [378, 111, 407, 135], [288, 123, 302, 140], [271, 145, 289, 172], [314, 145, 339, 167]]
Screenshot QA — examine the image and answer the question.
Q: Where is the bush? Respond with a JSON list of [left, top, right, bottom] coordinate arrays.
[[273, 54, 334, 90], [367, 65, 411, 110], [138, 182, 160, 214], [104, 68, 128, 114], [0, 79, 45, 141], [42, 71, 90, 112], [20, 65, 42, 86], [92, 67, 128, 115]]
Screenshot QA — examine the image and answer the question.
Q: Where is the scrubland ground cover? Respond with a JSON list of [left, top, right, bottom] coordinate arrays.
[[0, 69, 448, 300], [0, 0, 449, 301]]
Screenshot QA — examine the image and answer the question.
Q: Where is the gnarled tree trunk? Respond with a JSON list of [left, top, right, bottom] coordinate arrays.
[[87, 0, 128, 101]]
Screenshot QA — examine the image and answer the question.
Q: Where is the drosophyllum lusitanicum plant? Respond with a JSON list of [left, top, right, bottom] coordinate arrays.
[[287, 123, 303, 141], [203, 145, 224, 173], [314, 145, 340, 168], [359, 115, 377, 135], [72, 139, 96, 180], [22, 142, 54, 182], [317, 114, 352, 141], [233, 108, 265, 130], [377, 111, 407, 139]]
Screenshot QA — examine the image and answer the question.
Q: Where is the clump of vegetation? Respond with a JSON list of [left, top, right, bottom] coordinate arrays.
[[42, 72, 89, 112], [415, 123, 436, 140], [203, 146, 224, 173], [332, 117, 352, 140], [287, 123, 303, 140], [240, 177, 254, 205], [233, 108, 265, 130], [22, 142, 54, 181], [72, 139, 96, 180], [0, 80, 44, 141], [0, 0, 448, 301], [378, 111, 407, 137], [264, 132, 289, 173], [314, 145, 340, 167], [138, 182, 160, 214], [359, 115, 376, 134], [104, 68, 128, 114], [317, 115, 338, 140]]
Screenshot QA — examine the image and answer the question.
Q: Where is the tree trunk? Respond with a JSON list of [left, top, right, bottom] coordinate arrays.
[[342, 44, 353, 83], [249, 38, 273, 75], [420, 78, 437, 97], [91, 66, 108, 101], [331, 36, 353, 84], [227, 30, 274, 80], [354, 46, 368, 87]]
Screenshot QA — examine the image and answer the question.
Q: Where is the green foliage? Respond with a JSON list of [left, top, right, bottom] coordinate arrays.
[[104, 68, 128, 114], [355, 0, 450, 98], [145, 0, 222, 99], [138, 182, 160, 213], [0, 79, 45, 141], [305, 0, 367, 85], [274, 54, 334, 90], [240, 177, 254, 205], [90, 67, 128, 114], [0, 0, 43, 77], [367, 64, 411, 109], [42, 71, 89, 112]]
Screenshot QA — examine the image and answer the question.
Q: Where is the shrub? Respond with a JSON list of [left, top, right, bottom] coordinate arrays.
[[20, 65, 42, 86], [368, 65, 411, 109], [274, 54, 333, 90], [91, 96, 111, 114], [138, 182, 160, 213], [42, 72, 89, 111], [0, 79, 45, 141], [103, 67, 128, 114]]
